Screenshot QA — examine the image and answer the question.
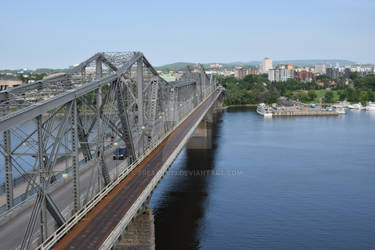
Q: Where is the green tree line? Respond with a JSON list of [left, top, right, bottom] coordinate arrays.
[[218, 74, 375, 106]]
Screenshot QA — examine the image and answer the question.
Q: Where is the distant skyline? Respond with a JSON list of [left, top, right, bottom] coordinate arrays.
[[1, 0, 374, 69]]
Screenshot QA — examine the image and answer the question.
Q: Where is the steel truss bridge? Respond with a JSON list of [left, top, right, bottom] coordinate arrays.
[[0, 52, 222, 249]]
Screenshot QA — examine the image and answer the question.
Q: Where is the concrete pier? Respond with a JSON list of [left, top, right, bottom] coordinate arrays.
[[186, 104, 219, 150], [115, 208, 155, 250]]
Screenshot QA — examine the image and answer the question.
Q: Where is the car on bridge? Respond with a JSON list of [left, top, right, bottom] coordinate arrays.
[[113, 147, 128, 160]]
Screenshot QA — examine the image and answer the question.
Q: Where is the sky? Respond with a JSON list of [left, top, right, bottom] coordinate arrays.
[[1, 0, 374, 69]]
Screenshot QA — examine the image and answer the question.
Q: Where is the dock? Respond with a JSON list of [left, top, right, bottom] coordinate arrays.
[[272, 106, 338, 117]]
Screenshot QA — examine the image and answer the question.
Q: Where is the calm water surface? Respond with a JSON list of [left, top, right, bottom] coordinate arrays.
[[150, 108, 375, 250]]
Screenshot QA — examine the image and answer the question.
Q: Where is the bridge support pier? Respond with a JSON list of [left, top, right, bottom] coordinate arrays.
[[186, 102, 220, 150], [115, 207, 155, 250]]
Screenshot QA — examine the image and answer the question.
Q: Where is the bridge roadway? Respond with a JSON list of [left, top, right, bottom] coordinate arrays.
[[53, 89, 221, 249]]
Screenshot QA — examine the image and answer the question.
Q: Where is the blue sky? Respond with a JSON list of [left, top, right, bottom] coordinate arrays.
[[1, 0, 374, 69]]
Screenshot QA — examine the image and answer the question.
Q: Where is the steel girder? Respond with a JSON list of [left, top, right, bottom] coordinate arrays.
[[0, 51, 216, 250]]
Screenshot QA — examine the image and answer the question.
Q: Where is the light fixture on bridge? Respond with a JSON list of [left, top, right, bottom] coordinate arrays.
[[62, 172, 69, 179], [113, 142, 118, 146]]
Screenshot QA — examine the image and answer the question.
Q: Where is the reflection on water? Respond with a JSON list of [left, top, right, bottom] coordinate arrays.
[[150, 112, 222, 250]]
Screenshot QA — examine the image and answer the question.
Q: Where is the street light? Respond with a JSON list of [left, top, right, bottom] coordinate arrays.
[[62, 172, 69, 179]]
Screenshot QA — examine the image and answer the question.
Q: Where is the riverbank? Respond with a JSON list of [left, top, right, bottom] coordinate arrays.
[[221, 104, 257, 110]]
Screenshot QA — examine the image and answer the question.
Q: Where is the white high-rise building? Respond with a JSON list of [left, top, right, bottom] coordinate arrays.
[[268, 69, 294, 82], [261, 57, 272, 73], [314, 64, 326, 74]]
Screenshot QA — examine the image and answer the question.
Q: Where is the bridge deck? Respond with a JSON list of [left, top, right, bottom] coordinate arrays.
[[53, 89, 221, 249]]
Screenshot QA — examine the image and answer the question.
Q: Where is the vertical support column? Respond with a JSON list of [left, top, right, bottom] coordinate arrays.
[[71, 100, 80, 213], [1, 98, 13, 210], [201, 69, 206, 99], [37, 115, 47, 242], [137, 58, 144, 127], [96, 58, 110, 186], [137, 58, 144, 154], [3, 129, 13, 209], [210, 74, 213, 94]]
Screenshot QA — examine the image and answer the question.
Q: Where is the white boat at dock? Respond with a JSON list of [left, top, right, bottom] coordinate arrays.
[[366, 102, 375, 111], [348, 103, 363, 110], [256, 103, 273, 117], [334, 107, 346, 114], [333, 101, 349, 109]]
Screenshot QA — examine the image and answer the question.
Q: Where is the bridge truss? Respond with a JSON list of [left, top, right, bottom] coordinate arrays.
[[0, 52, 216, 249]]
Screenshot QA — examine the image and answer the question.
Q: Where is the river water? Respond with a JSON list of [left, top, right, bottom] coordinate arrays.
[[150, 107, 375, 250]]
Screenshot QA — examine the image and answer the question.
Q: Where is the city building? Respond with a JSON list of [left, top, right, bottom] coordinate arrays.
[[235, 67, 247, 79], [209, 63, 223, 69], [0, 75, 22, 90], [326, 67, 341, 78], [246, 69, 258, 75], [268, 69, 293, 82], [234, 67, 258, 79], [344, 68, 351, 79], [350, 64, 374, 77], [294, 70, 315, 82], [261, 57, 272, 73], [314, 64, 326, 74]]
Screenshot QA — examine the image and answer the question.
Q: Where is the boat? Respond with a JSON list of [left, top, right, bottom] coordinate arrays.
[[256, 103, 273, 117], [366, 102, 375, 111], [333, 101, 348, 109], [348, 103, 363, 110], [334, 107, 346, 114], [326, 106, 333, 112]]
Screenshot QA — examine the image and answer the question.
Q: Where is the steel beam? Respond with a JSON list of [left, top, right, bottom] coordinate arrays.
[[37, 115, 48, 242], [3, 129, 13, 209], [116, 81, 136, 163], [71, 100, 80, 212], [96, 59, 111, 186]]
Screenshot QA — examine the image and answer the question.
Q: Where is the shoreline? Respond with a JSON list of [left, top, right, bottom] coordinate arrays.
[[221, 104, 257, 109]]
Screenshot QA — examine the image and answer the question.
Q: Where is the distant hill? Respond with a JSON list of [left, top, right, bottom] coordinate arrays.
[[156, 59, 358, 71], [156, 62, 196, 71], [271, 59, 356, 66], [0, 59, 361, 74]]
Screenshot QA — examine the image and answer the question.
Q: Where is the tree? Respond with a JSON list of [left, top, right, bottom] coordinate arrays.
[[338, 90, 346, 101], [359, 91, 369, 105], [324, 91, 334, 103], [345, 88, 357, 102], [294, 91, 309, 103], [307, 90, 317, 102], [367, 90, 375, 102]]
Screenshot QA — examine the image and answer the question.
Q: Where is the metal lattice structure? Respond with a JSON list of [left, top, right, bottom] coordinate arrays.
[[0, 51, 217, 249]]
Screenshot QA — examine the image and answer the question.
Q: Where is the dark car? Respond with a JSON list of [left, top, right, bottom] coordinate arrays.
[[113, 147, 128, 160]]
